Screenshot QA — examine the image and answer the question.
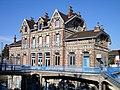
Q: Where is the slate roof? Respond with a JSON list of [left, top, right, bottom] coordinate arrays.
[[9, 40, 22, 47], [25, 10, 82, 30], [66, 30, 103, 41], [26, 19, 35, 29], [58, 10, 79, 22], [58, 11, 68, 22], [109, 50, 120, 56]]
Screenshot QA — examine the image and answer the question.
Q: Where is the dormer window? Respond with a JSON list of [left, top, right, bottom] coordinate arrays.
[[55, 19, 60, 28], [34, 24, 38, 30], [38, 24, 42, 31], [24, 27, 27, 32]]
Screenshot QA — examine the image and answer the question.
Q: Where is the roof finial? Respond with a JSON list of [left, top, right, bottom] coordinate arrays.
[[101, 25, 104, 30], [97, 22, 100, 28], [78, 12, 81, 17], [94, 22, 101, 32]]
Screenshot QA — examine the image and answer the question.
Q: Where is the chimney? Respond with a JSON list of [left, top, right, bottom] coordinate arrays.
[[78, 12, 81, 17], [14, 35, 16, 43], [30, 17, 34, 22], [44, 12, 49, 22], [94, 22, 101, 32], [68, 6, 73, 18]]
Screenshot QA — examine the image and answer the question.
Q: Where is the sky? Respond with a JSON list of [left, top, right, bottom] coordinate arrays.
[[0, 0, 120, 50]]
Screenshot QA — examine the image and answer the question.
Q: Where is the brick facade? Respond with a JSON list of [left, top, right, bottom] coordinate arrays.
[[9, 7, 111, 68]]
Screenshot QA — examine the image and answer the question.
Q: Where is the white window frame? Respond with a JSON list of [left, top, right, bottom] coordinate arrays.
[[55, 19, 60, 28], [38, 24, 42, 31], [54, 53, 60, 65], [38, 53, 42, 66], [32, 37, 36, 48], [55, 34, 60, 46], [46, 35, 49, 47], [17, 54, 20, 65], [45, 52, 50, 66], [69, 52, 75, 65], [24, 27, 27, 32], [24, 38, 27, 48], [38, 36, 42, 47], [31, 53, 36, 66]]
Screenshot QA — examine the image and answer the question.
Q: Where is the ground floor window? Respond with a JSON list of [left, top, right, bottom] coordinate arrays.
[[69, 52, 75, 65], [16, 77, 19, 88], [82, 52, 90, 67], [31, 53, 36, 66], [38, 53, 42, 66], [45, 52, 50, 66], [54, 52, 60, 65], [9, 78, 12, 88]]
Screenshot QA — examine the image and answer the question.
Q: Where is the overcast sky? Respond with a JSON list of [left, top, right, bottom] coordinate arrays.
[[0, 0, 120, 50]]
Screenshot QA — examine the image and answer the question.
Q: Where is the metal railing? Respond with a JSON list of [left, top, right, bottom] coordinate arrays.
[[102, 72, 120, 88], [1, 64, 120, 74], [0, 64, 101, 73]]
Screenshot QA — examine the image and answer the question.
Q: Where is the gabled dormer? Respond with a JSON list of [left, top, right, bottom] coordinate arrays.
[[37, 13, 50, 31], [94, 23, 111, 47], [49, 9, 65, 29], [64, 15, 87, 32], [37, 17, 44, 31], [20, 18, 35, 35]]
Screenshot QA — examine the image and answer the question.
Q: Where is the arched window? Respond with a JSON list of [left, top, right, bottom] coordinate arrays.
[[55, 19, 60, 28], [45, 52, 50, 66], [31, 53, 35, 66], [46, 35, 49, 47], [54, 34, 60, 46], [38, 53, 42, 66], [17, 54, 20, 65], [23, 38, 27, 48], [54, 52, 60, 65], [38, 36, 42, 47], [69, 52, 75, 65], [38, 24, 42, 30], [24, 27, 27, 32], [32, 37, 35, 48], [82, 52, 90, 67]]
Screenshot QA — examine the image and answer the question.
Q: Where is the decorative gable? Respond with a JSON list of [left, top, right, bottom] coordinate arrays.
[[37, 17, 44, 31], [20, 18, 35, 34], [50, 9, 64, 29], [20, 19, 30, 35], [64, 15, 86, 32]]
